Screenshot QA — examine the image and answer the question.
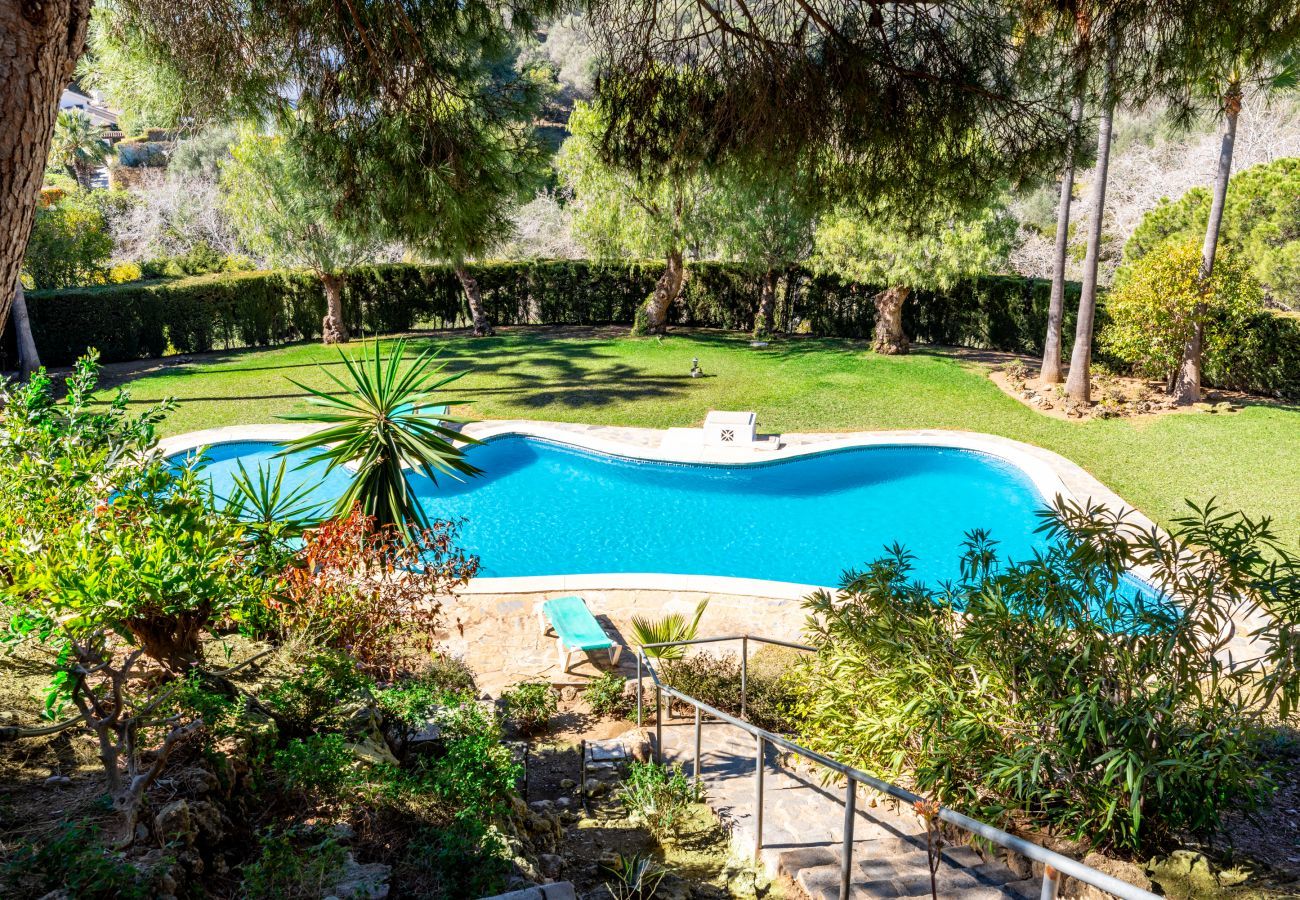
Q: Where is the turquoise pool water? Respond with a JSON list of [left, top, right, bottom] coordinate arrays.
[[180, 435, 1066, 587]]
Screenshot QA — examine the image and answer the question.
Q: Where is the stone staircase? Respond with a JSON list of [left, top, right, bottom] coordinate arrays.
[[657, 719, 1044, 899]]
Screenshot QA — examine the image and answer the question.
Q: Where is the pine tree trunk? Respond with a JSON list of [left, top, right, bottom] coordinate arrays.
[[12, 280, 40, 379], [872, 285, 911, 355], [754, 269, 777, 338], [1172, 85, 1239, 405], [636, 249, 685, 335], [1065, 40, 1117, 405], [1041, 91, 1084, 384], [320, 272, 350, 343], [455, 264, 494, 336], [0, 0, 92, 330]]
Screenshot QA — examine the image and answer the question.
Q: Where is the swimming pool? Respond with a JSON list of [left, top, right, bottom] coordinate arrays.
[[180, 434, 1067, 588]]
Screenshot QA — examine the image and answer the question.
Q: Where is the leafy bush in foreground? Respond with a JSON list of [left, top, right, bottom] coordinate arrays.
[[794, 498, 1300, 853], [618, 761, 703, 838], [500, 681, 557, 734]]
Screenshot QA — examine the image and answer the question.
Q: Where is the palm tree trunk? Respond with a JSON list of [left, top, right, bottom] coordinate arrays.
[[12, 280, 41, 380], [0, 0, 92, 331], [1041, 91, 1084, 384], [455, 264, 494, 336], [320, 271, 350, 344], [636, 248, 685, 335], [754, 269, 777, 338], [1065, 41, 1117, 405], [1172, 83, 1240, 405]]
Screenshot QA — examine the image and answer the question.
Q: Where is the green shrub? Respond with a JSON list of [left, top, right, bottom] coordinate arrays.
[[617, 761, 703, 838], [584, 671, 631, 719], [499, 681, 557, 734], [662, 648, 801, 734], [793, 498, 1300, 853], [262, 652, 374, 733], [270, 734, 360, 796], [1, 821, 154, 899], [1103, 241, 1264, 387], [377, 657, 477, 728], [22, 192, 114, 289], [240, 830, 348, 900], [396, 820, 511, 899], [412, 731, 523, 820]]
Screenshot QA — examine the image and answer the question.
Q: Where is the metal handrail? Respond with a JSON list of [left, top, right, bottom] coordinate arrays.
[[634, 634, 1160, 900]]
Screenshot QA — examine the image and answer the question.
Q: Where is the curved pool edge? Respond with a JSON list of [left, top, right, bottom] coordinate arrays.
[[157, 418, 1160, 597]]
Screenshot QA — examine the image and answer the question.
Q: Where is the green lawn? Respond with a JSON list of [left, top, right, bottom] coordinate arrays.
[[102, 327, 1300, 545]]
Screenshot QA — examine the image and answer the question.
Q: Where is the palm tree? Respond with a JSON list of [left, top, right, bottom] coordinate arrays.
[[1171, 36, 1299, 404], [1065, 36, 1118, 405], [50, 110, 111, 190], [278, 339, 481, 537]]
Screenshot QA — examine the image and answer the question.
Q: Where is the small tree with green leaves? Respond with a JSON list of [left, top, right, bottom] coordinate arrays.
[[708, 168, 819, 338], [557, 101, 714, 335], [221, 130, 372, 343], [1104, 240, 1263, 389], [811, 201, 1015, 354]]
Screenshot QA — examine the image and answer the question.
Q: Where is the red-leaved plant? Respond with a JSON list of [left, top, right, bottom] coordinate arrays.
[[277, 506, 479, 677]]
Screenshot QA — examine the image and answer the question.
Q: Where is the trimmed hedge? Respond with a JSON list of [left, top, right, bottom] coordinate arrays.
[[8, 259, 1296, 398]]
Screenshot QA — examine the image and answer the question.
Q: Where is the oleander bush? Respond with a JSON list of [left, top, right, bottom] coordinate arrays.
[[793, 497, 1300, 853], [662, 647, 802, 734]]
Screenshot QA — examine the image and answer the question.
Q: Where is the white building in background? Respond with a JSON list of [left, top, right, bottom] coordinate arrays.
[[59, 86, 120, 132]]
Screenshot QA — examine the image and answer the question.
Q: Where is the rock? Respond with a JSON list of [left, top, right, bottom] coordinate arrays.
[[330, 852, 391, 900], [529, 799, 554, 814], [347, 734, 399, 768], [559, 778, 576, 790], [538, 852, 564, 878], [153, 799, 225, 849], [43, 774, 71, 788], [331, 822, 355, 843], [555, 796, 573, 809], [583, 778, 608, 797], [559, 686, 579, 702]]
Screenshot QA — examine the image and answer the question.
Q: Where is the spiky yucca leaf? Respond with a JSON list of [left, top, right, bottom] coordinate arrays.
[[278, 339, 480, 537]]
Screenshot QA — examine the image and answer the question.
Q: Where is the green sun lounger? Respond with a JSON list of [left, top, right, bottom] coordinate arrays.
[[538, 595, 623, 674]]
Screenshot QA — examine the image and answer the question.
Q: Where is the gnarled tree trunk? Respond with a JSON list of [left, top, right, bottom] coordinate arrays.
[[320, 271, 349, 343], [455, 264, 494, 336], [1065, 38, 1117, 405], [0, 0, 92, 330], [636, 248, 684, 335], [754, 269, 777, 338], [1041, 91, 1084, 384], [872, 285, 911, 355], [12, 279, 40, 379], [1172, 83, 1240, 405]]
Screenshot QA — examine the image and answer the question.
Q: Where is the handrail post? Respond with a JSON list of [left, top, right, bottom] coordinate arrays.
[[741, 635, 749, 720], [636, 653, 643, 727], [840, 777, 857, 898], [754, 734, 765, 858], [1041, 864, 1060, 900], [693, 704, 703, 788], [655, 685, 663, 764]]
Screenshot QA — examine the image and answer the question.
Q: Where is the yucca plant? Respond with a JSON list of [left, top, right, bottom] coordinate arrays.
[[278, 339, 480, 537], [631, 600, 708, 661], [601, 852, 668, 900]]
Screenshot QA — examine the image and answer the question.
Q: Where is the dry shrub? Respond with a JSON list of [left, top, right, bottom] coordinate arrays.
[[277, 506, 479, 676]]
